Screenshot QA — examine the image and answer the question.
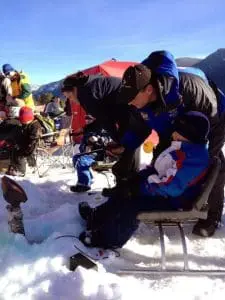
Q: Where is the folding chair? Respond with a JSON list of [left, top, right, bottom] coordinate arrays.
[[34, 116, 75, 177], [118, 157, 225, 276]]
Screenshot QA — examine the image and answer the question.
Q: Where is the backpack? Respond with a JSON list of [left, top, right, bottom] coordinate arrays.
[[179, 67, 225, 116], [35, 114, 56, 134], [207, 79, 225, 116]]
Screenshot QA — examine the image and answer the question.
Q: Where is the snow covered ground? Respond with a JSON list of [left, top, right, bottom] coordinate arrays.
[[0, 148, 225, 300]]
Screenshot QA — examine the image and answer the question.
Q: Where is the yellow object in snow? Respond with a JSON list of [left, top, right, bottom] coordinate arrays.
[[143, 140, 154, 153]]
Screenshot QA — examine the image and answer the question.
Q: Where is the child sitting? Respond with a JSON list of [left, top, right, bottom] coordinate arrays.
[[78, 111, 210, 248], [70, 115, 115, 193], [7, 106, 42, 176]]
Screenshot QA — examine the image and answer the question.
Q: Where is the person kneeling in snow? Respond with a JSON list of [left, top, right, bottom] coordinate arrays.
[[70, 115, 116, 193], [7, 107, 42, 176], [78, 111, 210, 249]]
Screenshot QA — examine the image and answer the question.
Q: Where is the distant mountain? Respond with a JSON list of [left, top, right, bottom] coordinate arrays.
[[33, 80, 62, 98], [31, 84, 41, 92], [194, 48, 225, 93], [176, 57, 203, 67]]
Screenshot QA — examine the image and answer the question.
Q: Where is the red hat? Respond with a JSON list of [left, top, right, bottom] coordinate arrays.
[[19, 106, 34, 124]]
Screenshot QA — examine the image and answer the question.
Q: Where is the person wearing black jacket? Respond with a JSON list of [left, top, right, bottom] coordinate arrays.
[[61, 72, 124, 140], [8, 107, 42, 176], [61, 71, 149, 181]]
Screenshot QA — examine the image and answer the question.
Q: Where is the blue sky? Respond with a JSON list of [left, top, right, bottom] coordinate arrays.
[[0, 0, 225, 85]]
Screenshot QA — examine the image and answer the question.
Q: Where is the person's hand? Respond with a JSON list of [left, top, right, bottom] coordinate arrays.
[[105, 144, 125, 157]]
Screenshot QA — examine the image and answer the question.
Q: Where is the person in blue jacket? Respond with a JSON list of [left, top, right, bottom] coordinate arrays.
[[71, 115, 115, 193], [78, 111, 210, 248]]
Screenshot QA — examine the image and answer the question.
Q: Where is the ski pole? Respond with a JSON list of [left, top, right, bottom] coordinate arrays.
[[74, 148, 104, 158]]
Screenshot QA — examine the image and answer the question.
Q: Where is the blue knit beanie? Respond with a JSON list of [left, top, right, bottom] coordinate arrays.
[[2, 64, 15, 75]]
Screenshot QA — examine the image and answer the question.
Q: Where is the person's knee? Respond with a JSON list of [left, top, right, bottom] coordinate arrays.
[[92, 217, 139, 248]]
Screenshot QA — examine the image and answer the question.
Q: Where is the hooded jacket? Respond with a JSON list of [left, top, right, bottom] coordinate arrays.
[[76, 75, 122, 140], [140, 140, 209, 208]]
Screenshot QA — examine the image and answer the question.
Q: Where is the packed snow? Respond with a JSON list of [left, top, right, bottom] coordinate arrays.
[[0, 146, 225, 300]]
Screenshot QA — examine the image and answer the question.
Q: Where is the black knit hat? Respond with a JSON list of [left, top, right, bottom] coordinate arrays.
[[120, 64, 152, 103], [174, 111, 210, 144], [61, 72, 88, 92]]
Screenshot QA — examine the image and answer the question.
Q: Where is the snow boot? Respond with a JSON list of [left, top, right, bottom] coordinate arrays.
[[192, 218, 219, 237], [70, 184, 91, 193], [6, 204, 25, 235]]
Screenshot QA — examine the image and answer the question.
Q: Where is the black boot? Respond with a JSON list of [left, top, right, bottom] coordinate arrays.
[[101, 186, 119, 197], [192, 218, 219, 237], [79, 231, 93, 247], [70, 184, 91, 193]]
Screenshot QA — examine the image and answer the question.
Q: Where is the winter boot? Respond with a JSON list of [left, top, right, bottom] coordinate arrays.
[[70, 184, 91, 193], [79, 231, 93, 247], [6, 204, 25, 235], [192, 218, 219, 237], [79, 230, 106, 248]]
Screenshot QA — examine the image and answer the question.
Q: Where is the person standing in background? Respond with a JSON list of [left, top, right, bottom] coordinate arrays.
[[2, 64, 35, 109]]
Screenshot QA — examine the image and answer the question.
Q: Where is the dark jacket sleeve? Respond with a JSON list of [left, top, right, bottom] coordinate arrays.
[[179, 72, 219, 124], [119, 105, 151, 150]]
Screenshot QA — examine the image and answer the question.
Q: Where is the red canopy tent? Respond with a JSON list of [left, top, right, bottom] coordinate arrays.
[[70, 59, 158, 145]]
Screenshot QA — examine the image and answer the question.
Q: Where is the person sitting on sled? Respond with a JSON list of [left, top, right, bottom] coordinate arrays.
[[7, 106, 42, 176], [70, 114, 117, 193], [78, 111, 210, 249]]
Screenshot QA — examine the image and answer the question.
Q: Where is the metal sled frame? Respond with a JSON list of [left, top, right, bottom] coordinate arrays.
[[119, 157, 225, 276]]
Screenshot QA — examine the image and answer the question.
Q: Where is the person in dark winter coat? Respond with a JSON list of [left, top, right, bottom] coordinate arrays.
[[8, 107, 42, 176], [70, 115, 115, 193], [61, 71, 136, 142], [78, 112, 210, 248], [104, 51, 225, 238], [61, 71, 151, 190]]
